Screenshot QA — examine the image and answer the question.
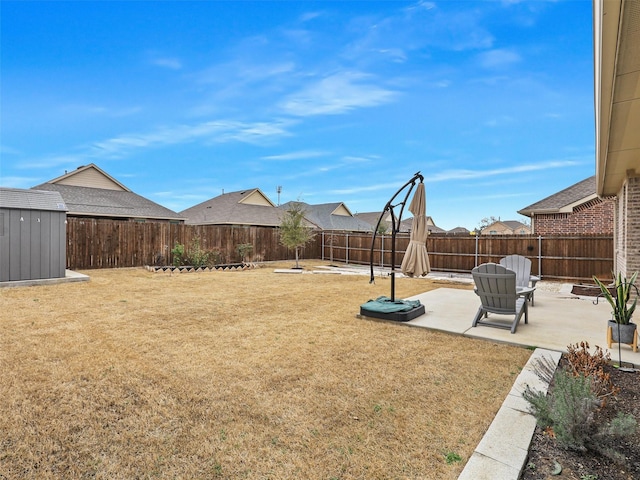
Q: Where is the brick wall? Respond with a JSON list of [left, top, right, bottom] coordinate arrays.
[[623, 176, 640, 276], [533, 197, 614, 235], [615, 182, 626, 276]]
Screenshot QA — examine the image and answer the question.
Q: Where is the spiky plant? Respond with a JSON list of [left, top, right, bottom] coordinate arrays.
[[593, 271, 639, 325]]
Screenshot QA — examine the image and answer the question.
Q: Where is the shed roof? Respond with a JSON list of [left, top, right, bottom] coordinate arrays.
[[0, 187, 68, 212], [518, 176, 598, 216]]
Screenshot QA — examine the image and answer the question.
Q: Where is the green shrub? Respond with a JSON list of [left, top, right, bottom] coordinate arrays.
[[166, 237, 225, 269], [524, 368, 636, 462], [185, 236, 209, 268], [236, 243, 253, 262], [546, 371, 600, 452], [171, 242, 185, 267]]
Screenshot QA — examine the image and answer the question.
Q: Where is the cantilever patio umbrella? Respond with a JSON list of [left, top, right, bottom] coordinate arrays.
[[400, 182, 430, 277]]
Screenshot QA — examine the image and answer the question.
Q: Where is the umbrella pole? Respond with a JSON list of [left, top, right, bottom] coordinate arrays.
[[391, 211, 397, 301], [367, 171, 424, 300]]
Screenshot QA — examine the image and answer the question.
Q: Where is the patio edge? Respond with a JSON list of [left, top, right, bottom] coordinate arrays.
[[457, 348, 562, 480]]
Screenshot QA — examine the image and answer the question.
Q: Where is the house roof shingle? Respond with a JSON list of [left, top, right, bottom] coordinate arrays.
[[281, 202, 373, 232], [518, 176, 598, 216], [31, 163, 183, 221], [447, 227, 470, 235], [501, 220, 530, 230], [180, 189, 283, 226], [32, 183, 183, 220], [355, 211, 444, 233]]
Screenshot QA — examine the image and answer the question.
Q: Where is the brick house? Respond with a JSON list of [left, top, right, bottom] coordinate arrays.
[[518, 176, 614, 235]]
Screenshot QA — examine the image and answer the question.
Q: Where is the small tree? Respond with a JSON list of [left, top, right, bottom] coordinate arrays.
[[477, 216, 499, 232], [377, 220, 390, 235], [279, 202, 315, 268]]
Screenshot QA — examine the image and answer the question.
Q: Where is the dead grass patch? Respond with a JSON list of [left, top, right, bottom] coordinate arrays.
[[0, 262, 531, 479]]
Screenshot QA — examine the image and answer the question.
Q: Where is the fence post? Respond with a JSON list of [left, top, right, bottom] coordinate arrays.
[[321, 231, 325, 261], [475, 233, 479, 267], [381, 234, 384, 267], [538, 235, 542, 278], [346, 233, 349, 264]]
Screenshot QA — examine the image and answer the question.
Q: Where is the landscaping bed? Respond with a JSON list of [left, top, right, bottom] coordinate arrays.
[[521, 356, 640, 480], [146, 263, 256, 273]]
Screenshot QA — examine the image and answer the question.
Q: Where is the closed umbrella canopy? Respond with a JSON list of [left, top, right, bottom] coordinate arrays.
[[401, 182, 430, 277]]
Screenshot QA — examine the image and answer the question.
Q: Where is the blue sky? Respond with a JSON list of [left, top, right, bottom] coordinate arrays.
[[1, 0, 595, 230]]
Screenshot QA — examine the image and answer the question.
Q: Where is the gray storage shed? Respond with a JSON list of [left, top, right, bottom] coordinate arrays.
[[0, 188, 68, 282]]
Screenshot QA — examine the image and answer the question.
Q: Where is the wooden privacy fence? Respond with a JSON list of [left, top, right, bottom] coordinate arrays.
[[66, 218, 321, 269], [320, 232, 614, 281], [66, 219, 613, 281]]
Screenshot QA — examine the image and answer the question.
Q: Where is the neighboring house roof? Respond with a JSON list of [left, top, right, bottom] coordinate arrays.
[[481, 220, 531, 234], [282, 202, 373, 232], [44, 163, 130, 191], [32, 164, 183, 221], [180, 188, 283, 226], [447, 227, 470, 235], [0, 187, 68, 212], [502, 220, 529, 230], [355, 211, 443, 233], [518, 177, 600, 216], [426, 220, 445, 234], [354, 211, 388, 227]]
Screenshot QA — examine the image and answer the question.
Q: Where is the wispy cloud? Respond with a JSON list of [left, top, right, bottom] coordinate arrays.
[[197, 61, 296, 86], [342, 0, 494, 65], [403, 1, 436, 14], [90, 120, 293, 157], [299, 11, 323, 22], [324, 159, 582, 196], [261, 150, 329, 161], [59, 104, 142, 118], [19, 119, 294, 168], [477, 49, 522, 69], [330, 182, 405, 196], [483, 115, 515, 127], [341, 155, 377, 164], [0, 176, 41, 189], [19, 154, 90, 170], [152, 57, 183, 70], [279, 71, 398, 116], [0, 144, 22, 155], [426, 160, 582, 182], [215, 121, 294, 144]]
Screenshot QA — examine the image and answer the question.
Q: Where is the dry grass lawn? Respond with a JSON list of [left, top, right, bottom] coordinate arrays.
[[0, 262, 532, 479]]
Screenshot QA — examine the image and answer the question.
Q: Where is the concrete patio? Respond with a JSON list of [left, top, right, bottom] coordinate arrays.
[[403, 282, 639, 367]]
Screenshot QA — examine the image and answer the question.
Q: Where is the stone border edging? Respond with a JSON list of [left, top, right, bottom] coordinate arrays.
[[458, 348, 562, 480], [145, 263, 258, 273]]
